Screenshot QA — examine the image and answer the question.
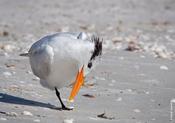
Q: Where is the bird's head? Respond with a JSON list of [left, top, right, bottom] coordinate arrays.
[[87, 36, 103, 69]]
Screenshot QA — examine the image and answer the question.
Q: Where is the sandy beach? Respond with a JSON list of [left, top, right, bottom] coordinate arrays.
[[0, 0, 175, 122]]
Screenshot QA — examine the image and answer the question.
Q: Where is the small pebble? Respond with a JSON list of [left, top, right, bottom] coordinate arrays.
[[127, 89, 133, 92], [133, 109, 141, 113], [145, 91, 150, 95], [116, 97, 122, 102], [160, 65, 168, 70], [22, 111, 33, 116]]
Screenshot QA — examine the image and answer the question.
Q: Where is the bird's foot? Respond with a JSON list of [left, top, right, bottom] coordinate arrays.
[[61, 105, 73, 111]]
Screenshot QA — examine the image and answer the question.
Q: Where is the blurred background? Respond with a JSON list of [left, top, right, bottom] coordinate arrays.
[[0, 0, 175, 49]]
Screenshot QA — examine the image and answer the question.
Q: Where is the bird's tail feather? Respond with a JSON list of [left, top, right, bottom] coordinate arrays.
[[19, 53, 29, 57]]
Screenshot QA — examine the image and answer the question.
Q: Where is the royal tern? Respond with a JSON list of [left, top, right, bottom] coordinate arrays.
[[20, 32, 102, 110]]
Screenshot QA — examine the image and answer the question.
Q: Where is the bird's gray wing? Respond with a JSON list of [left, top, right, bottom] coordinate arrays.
[[30, 45, 54, 79]]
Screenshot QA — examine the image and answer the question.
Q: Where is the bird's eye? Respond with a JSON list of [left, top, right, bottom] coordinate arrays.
[[87, 62, 92, 68]]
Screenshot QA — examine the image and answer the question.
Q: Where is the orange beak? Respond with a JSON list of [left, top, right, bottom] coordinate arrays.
[[69, 66, 84, 102]]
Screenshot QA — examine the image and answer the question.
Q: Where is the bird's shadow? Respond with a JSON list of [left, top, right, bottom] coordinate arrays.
[[0, 93, 62, 110]]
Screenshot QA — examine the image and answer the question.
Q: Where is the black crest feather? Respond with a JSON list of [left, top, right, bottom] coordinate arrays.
[[87, 36, 102, 68], [90, 36, 102, 60]]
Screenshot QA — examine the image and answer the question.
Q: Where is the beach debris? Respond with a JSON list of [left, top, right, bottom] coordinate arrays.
[[127, 89, 132, 92], [63, 119, 74, 123], [111, 37, 123, 50], [125, 41, 142, 52], [0, 31, 9, 37], [0, 111, 18, 117], [79, 25, 88, 30], [3, 71, 12, 77], [22, 111, 33, 116], [145, 43, 174, 59], [144, 91, 150, 95], [133, 109, 141, 113], [79, 24, 95, 31], [160, 65, 168, 70], [0, 44, 16, 52], [116, 97, 122, 102], [97, 112, 115, 120], [5, 63, 16, 68], [8, 85, 21, 93], [118, 35, 175, 60], [82, 94, 95, 98]]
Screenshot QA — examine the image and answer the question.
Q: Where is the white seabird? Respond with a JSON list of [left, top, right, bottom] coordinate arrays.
[[20, 32, 102, 110]]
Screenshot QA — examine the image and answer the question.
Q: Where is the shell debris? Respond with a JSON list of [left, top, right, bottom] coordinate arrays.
[[160, 65, 168, 70], [63, 119, 74, 123], [22, 111, 33, 116]]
